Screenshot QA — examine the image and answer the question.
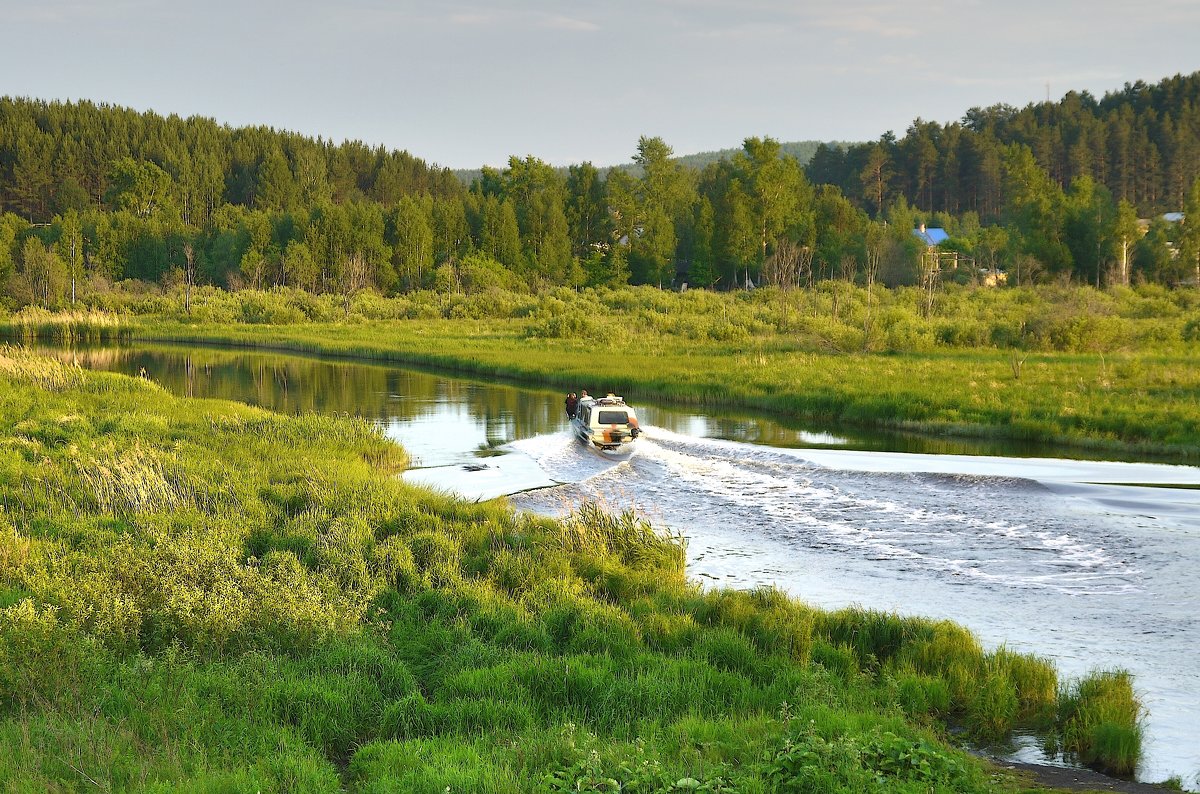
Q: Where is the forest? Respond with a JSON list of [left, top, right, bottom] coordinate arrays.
[[2, 71, 1200, 311]]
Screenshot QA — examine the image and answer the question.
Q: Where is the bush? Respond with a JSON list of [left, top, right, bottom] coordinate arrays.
[[238, 292, 308, 324], [1182, 317, 1200, 342], [525, 310, 597, 339]]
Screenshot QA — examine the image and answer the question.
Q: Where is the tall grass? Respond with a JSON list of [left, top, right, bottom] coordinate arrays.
[[0, 343, 88, 391], [74, 445, 195, 514], [1057, 669, 1144, 777], [0, 307, 133, 343]]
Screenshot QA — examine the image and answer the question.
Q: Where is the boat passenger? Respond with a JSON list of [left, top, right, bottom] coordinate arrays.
[[565, 392, 578, 419]]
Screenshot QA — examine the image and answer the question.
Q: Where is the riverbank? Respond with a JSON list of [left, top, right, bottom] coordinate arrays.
[[0, 347, 1152, 791], [1000, 759, 1182, 792], [133, 315, 1200, 463], [4, 284, 1199, 461]]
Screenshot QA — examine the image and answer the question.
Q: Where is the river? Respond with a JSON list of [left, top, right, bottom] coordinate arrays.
[[43, 343, 1200, 789]]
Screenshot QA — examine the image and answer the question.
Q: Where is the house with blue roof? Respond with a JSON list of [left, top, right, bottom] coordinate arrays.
[[910, 223, 1006, 285], [912, 224, 949, 247]]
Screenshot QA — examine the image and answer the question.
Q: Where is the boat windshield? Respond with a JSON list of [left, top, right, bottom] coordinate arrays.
[[597, 410, 630, 424]]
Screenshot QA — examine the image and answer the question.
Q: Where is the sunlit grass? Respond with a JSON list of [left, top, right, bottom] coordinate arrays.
[[1057, 669, 1144, 777], [0, 307, 133, 343]]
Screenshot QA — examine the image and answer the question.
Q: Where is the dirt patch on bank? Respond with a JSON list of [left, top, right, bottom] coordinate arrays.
[[993, 757, 1182, 792]]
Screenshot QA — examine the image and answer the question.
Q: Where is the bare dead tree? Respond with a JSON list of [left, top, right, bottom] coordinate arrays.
[[184, 242, 195, 316], [832, 254, 857, 321], [341, 251, 372, 318], [918, 248, 940, 317], [797, 244, 814, 289], [863, 227, 884, 350], [764, 239, 814, 293], [764, 239, 800, 290], [839, 253, 857, 283], [1117, 233, 1133, 287]]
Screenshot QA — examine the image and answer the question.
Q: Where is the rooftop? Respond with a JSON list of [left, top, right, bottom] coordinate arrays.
[[913, 225, 950, 246]]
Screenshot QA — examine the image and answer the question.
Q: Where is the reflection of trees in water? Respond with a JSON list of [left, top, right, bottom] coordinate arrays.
[[40, 346, 124, 370], [47, 345, 567, 443]]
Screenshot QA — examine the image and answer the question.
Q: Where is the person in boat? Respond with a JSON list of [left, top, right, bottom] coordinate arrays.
[[565, 392, 578, 419]]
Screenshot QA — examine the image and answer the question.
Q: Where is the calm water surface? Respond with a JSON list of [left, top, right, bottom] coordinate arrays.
[[48, 343, 1200, 789]]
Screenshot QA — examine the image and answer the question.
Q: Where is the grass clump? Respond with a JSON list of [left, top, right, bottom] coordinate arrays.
[[0, 343, 88, 391], [815, 608, 1059, 742], [1057, 669, 1143, 777]]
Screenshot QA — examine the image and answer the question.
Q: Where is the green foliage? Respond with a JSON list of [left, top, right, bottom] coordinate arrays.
[[763, 721, 988, 793], [811, 73, 1200, 230], [8, 76, 1200, 307]]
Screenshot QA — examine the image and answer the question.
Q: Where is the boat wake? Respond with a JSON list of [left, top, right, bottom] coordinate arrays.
[[510, 427, 1144, 598]]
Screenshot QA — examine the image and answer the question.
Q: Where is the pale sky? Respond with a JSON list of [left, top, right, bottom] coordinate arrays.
[[3, 0, 1198, 169]]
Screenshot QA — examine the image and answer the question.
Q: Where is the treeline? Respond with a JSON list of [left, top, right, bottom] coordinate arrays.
[[3, 76, 1200, 311], [809, 72, 1200, 219]]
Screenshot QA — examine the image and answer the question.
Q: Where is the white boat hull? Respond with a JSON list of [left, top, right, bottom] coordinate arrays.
[[571, 420, 638, 460]]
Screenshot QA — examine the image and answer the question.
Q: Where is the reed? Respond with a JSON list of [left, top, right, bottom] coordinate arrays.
[[0, 343, 88, 391], [74, 445, 195, 515], [0, 308, 133, 343]]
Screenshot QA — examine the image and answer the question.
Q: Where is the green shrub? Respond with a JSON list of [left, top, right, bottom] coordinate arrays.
[[237, 291, 308, 324], [1182, 317, 1200, 342], [525, 310, 598, 339]]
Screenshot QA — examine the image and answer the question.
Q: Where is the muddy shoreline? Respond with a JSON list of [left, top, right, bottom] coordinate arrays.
[[989, 757, 1182, 792]]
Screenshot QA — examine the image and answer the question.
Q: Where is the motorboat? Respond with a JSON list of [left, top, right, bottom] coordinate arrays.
[[570, 394, 641, 459]]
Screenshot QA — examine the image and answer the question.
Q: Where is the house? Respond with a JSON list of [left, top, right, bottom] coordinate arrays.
[[1137, 211, 1184, 232], [910, 223, 1005, 285], [912, 223, 949, 247]]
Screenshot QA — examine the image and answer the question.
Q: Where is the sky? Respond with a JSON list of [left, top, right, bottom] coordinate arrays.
[[3, 0, 1199, 170]]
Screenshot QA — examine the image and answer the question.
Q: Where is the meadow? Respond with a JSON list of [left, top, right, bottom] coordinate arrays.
[[29, 281, 1197, 460], [0, 346, 1147, 791]]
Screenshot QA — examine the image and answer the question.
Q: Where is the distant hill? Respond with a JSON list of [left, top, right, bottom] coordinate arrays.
[[660, 140, 856, 172], [452, 140, 855, 185]]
